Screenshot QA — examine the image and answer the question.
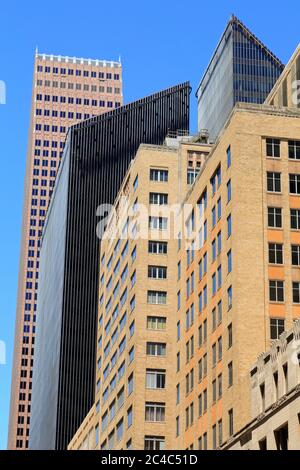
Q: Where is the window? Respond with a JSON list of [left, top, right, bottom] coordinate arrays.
[[217, 197, 222, 219], [292, 245, 300, 266], [290, 174, 300, 194], [227, 250, 232, 273], [291, 209, 300, 230], [269, 243, 283, 264], [228, 324, 233, 349], [218, 374, 223, 399], [145, 402, 165, 422], [218, 420, 223, 447], [227, 179, 232, 202], [270, 318, 285, 340], [269, 280, 284, 302], [212, 206, 216, 228], [146, 369, 166, 389], [227, 214, 232, 237], [289, 140, 300, 160], [228, 286, 232, 310], [147, 316, 166, 330], [228, 409, 234, 436], [212, 424, 217, 450], [144, 436, 165, 451], [133, 175, 138, 192], [126, 372, 133, 395], [228, 362, 233, 387], [147, 290, 167, 305], [149, 216, 168, 230], [266, 138, 280, 158], [149, 192, 168, 205], [293, 282, 300, 303], [267, 172, 281, 192], [274, 424, 289, 450], [268, 207, 282, 228], [148, 265, 167, 279], [150, 169, 168, 182], [148, 241, 168, 255], [146, 342, 166, 357], [227, 146, 231, 168], [127, 406, 133, 427]]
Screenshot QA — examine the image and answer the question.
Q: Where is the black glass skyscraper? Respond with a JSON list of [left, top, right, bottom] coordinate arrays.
[[29, 83, 190, 450], [196, 15, 284, 141]]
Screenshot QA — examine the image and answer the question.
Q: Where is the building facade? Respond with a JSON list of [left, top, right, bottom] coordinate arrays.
[[29, 84, 191, 450], [9, 51, 123, 450], [222, 320, 300, 450], [175, 102, 300, 450], [68, 136, 212, 450], [69, 99, 300, 451], [196, 15, 284, 142]]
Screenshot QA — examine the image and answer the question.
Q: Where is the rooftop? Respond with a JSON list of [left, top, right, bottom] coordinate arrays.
[[35, 50, 121, 68], [196, 14, 284, 98]]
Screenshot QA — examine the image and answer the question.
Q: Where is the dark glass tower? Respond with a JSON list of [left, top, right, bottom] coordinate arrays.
[[196, 15, 284, 141], [29, 83, 190, 450]]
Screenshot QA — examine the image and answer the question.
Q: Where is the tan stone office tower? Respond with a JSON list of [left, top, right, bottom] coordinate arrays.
[[8, 51, 122, 450], [69, 46, 300, 451]]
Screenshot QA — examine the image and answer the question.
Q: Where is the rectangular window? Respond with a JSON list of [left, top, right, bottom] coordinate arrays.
[[293, 282, 300, 303], [145, 403, 165, 422], [270, 318, 285, 340], [228, 362, 233, 387], [149, 216, 168, 230], [291, 173, 300, 195], [288, 140, 300, 160], [266, 139, 280, 158], [227, 214, 232, 237], [147, 290, 167, 305], [269, 280, 284, 302], [227, 180, 232, 202], [146, 369, 166, 389], [291, 209, 300, 230], [150, 169, 168, 182], [227, 146, 231, 168], [228, 286, 232, 310], [269, 243, 283, 264], [144, 436, 165, 451], [146, 342, 166, 356], [228, 409, 234, 436], [227, 250, 232, 273], [228, 324, 233, 349], [292, 245, 300, 266], [267, 172, 281, 192], [149, 192, 168, 205], [148, 241, 168, 254], [147, 316, 166, 330], [268, 207, 282, 228], [148, 265, 167, 279]]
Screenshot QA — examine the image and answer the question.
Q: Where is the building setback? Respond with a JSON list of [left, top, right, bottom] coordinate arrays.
[[196, 15, 284, 142], [29, 83, 190, 450], [9, 51, 123, 450]]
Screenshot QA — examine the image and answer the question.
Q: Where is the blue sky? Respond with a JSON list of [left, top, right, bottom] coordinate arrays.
[[0, 0, 299, 450]]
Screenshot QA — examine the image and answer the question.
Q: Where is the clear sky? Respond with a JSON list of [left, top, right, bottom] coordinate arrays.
[[0, 0, 299, 450]]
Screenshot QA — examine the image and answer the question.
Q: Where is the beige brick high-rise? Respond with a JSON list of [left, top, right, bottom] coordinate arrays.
[[8, 51, 122, 450], [69, 46, 300, 451]]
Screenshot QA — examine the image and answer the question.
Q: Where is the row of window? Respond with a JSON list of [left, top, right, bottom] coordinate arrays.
[[36, 94, 120, 108], [37, 80, 121, 94], [267, 171, 300, 194], [266, 138, 300, 160], [37, 65, 120, 80]]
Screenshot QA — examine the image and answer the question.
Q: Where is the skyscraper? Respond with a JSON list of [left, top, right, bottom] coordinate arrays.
[[196, 15, 284, 141], [8, 51, 123, 450], [29, 83, 190, 450]]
